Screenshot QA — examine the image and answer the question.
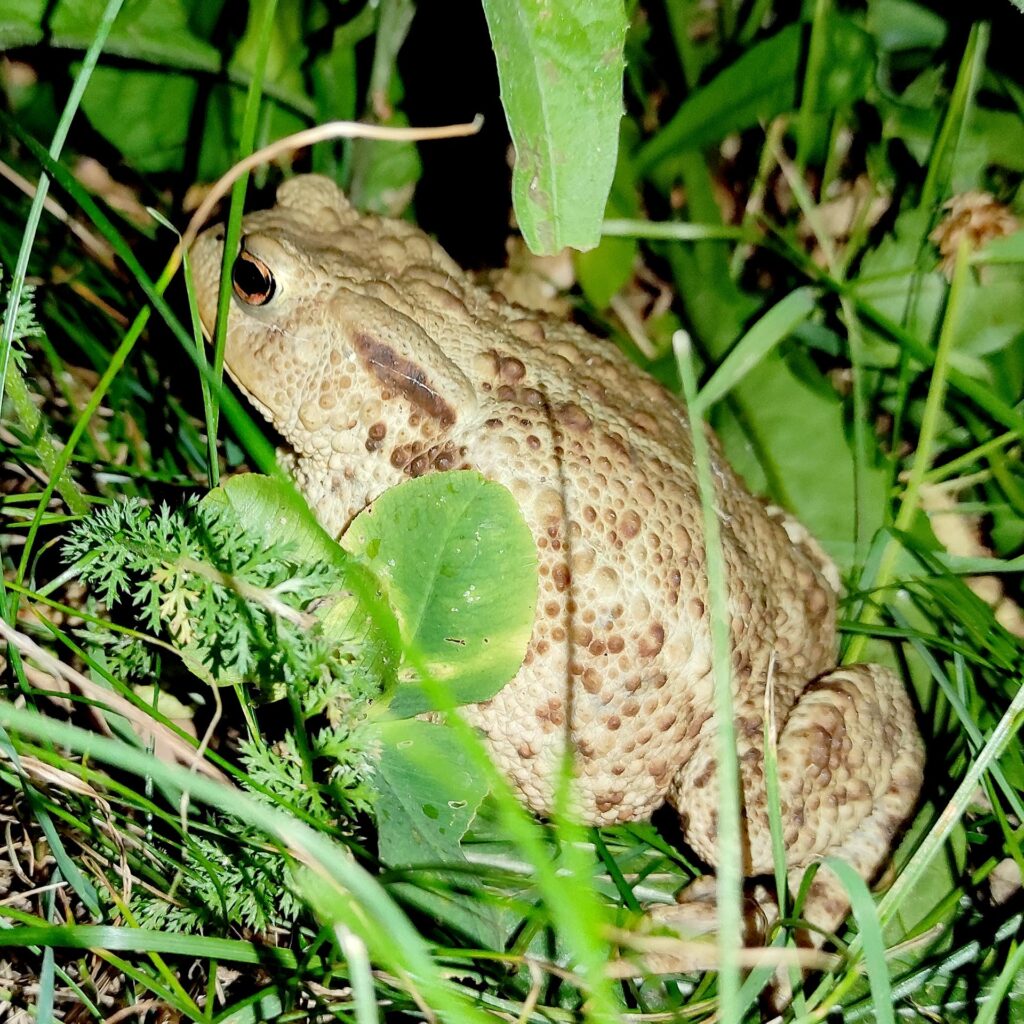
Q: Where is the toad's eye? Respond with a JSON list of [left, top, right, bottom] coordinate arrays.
[[232, 251, 276, 306]]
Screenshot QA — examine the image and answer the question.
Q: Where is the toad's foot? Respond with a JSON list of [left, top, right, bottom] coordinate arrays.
[[612, 877, 838, 1008]]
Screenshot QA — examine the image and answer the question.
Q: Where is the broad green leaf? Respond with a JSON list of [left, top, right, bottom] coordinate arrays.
[[370, 718, 502, 948], [867, 0, 947, 53], [0, 0, 45, 48], [343, 471, 537, 718], [576, 124, 640, 308], [79, 68, 199, 173], [372, 718, 488, 867], [204, 474, 348, 573], [50, 0, 220, 70], [481, 0, 627, 254], [713, 347, 889, 569], [636, 18, 874, 175]]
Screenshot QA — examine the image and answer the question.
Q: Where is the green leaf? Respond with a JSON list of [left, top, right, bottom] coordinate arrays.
[[713, 347, 888, 569], [229, 0, 307, 98], [372, 718, 489, 867], [191, 474, 397, 693], [343, 472, 537, 718], [0, 706, 497, 1024], [882, 801, 960, 947], [954, 266, 1024, 359], [203, 474, 349, 574], [58, 0, 316, 175], [79, 68, 199, 173], [0, 923, 305, 968], [349, 112, 422, 218], [50, 0, 220, 70], [308, 13, 369, 178], [349, 0, 420, 215], [823, 857, 896, 1024], [855, 206, 1024, 373], [370, 718, 503, 949], [0, 0, 46, 48], [481, 0, 627, 254], [960, 109, 1024, 177], [194, 87, 307, 183], [694, 287, 817, 413], [850, 206, 939, 367], [973, 228, 1024, 266], [867, 0, 948, 53], [289, 870, 382, 1024], [575, 125, 640, 308], [636, 18, 874, 175]]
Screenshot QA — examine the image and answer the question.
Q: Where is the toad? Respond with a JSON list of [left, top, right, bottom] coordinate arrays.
[[191, 175, 924, 941]]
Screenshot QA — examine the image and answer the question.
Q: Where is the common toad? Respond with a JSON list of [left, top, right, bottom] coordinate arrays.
[[191, 175, 924, 938]]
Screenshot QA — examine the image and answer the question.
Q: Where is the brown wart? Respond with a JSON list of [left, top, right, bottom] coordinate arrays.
[[354, 332, 457, 426]]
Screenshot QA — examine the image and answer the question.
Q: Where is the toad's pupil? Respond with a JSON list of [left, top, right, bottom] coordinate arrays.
[[232, 254, 275, 305]]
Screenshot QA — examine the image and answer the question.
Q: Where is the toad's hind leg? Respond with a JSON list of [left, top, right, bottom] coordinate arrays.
[[666, 664, 924, 938]]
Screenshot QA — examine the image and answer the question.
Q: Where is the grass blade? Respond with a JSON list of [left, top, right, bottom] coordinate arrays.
[[208, 0, 280, 485], [0, 0, 125, 403], [822, 857, 895, 1024], [846, 236, 971, 664], [963, 936, 1024, 1024], [0, 703, 495, 1024], [676, 331, 743, 1021], [694, 287, 816, 414], [865, 671, 1024, 946]]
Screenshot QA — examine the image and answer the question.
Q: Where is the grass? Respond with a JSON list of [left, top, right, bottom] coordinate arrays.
[[1, 1, 1024, 1022]]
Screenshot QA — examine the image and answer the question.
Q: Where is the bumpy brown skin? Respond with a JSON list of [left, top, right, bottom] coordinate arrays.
[[191, 175, 924, 936]]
